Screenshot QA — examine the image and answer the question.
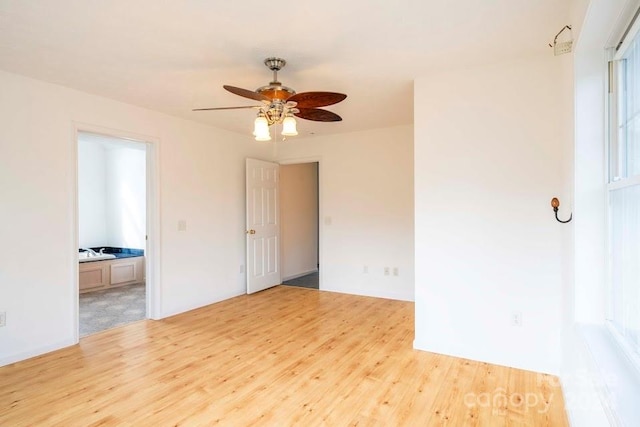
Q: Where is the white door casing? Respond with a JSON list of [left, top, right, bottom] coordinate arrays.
[[246, 158, 281, 294]]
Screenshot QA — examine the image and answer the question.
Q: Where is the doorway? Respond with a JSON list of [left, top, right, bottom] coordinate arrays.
[[76, 131, 149, 337], [280, 162, 320, 290]]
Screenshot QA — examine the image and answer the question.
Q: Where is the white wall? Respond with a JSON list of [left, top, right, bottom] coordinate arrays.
[[105, 143, 146, 249], [276, 125, 414, 301], [77, 140, 108, 247], [414, 55, 571, 374], [0, 69, 271, 366], [78, 136, 146, 249], [280, 163, 318, 280], [561, 1, 631, 424], [572, 42, 608, 325], [570, 0, 636, 325]]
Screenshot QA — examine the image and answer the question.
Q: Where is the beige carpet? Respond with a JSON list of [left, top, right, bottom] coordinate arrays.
[[79, 283, 146, 337]]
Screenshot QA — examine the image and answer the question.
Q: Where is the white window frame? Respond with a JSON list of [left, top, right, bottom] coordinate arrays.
[[605, 11, 640, 375]]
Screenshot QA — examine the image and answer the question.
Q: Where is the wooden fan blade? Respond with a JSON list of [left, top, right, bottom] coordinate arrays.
[[223, 85, 270, 102], [295, 108, 342, 122], [193, 106, 260, 111], [287, 92, 347, 108]]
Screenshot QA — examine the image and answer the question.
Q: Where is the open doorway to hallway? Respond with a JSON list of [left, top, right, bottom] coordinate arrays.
[[280, 162, 319, 289], [77, 132, 148, 336]]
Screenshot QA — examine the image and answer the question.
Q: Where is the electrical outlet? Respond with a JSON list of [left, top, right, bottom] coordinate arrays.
[[363, 265, 368, 274], [393, 267, 399, 276], [239, 265, 244, 274], [177, 220, 187, 231], [0, 312, 6, 327], [511, 311, 523, 327], [384, 267, 390, 276]]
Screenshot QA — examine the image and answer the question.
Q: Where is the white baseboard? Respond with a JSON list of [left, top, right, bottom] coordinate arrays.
[[321, 284, 414, 302], [159, 288, 246, 319], [0, 338, 77, 368], [282, 269, 318, 282]]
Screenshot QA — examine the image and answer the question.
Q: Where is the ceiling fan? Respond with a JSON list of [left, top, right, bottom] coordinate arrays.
[[193, 57, 347, 140]]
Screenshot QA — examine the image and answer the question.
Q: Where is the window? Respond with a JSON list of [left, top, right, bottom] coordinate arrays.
[[608, 20, 640, 364], [611, 34, 640, 181]]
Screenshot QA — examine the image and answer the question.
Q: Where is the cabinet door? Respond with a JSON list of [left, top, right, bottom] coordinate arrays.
[[110, 261, 137, 285], [79, 265, 106, 290], [135, 257, 145, 283]]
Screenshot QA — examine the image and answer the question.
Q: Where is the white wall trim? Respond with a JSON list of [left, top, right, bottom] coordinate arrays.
[[282, 269, 319, 282], [160, 289, 245, 319], [578, 324, 640, 425], [69, 123, 80, 344], [72, 122, 162, 330], [73, 122, 160, 146], [278, 156, 323, 166], [608, 174, 640, 190], [0, 338, 76, 368], [146, 138, 162, 320], [324, 286, 414, 303]]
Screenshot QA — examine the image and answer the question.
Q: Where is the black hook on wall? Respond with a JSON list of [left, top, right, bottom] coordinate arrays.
[[548, 25, 572, 48], [551, 197, 572, 223]]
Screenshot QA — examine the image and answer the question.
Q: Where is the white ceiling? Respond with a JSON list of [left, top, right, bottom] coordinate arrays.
[[0, 1, 571, 137]]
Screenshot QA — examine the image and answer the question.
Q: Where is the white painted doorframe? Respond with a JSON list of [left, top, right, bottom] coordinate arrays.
[[72, 124, 161, 343]]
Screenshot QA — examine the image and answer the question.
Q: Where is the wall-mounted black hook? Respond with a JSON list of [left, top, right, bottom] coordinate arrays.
[[551, 197, 572, 223], [549, 25, 572, 48]]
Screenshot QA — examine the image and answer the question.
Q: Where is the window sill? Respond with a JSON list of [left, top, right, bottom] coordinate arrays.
[[579, 323, 640, 425]]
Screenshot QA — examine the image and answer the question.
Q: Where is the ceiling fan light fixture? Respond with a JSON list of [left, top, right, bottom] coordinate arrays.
[[281, 115, 298, 136], [253, 114, 271, 141], [195, 58, 347, 142]]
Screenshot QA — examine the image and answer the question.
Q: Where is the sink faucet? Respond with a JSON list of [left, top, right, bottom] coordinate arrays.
[[84, 248, 99, 257]]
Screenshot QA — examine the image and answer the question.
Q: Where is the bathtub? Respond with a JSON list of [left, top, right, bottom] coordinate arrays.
[[78, 252, 116, 262], [79, 247, 145, 292], [78, 247, 144, 263]]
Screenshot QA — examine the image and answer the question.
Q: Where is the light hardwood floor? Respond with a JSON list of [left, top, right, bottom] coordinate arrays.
[[0, 286, 568, 426]]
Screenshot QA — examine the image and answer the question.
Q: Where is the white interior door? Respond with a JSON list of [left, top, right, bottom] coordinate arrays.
[[246, 158, 281, 294]]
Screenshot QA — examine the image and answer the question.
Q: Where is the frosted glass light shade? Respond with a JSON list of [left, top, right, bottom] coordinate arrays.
[[281, 116, 298, 136], [253, 116, 271, 141]]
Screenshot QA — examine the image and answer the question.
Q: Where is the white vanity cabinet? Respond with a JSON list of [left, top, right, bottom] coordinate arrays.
[[79, 256, 145, 293]]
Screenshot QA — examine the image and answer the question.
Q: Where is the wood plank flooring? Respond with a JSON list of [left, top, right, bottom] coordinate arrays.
[[0, 286, 568, 426]]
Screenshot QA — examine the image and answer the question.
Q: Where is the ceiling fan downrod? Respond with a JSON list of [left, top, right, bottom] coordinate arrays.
[[256, 57, 295, 101], [264, 57, 286, 84]]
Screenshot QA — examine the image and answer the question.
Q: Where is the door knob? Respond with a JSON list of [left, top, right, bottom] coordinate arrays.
[[246, 229, 256, 234]]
